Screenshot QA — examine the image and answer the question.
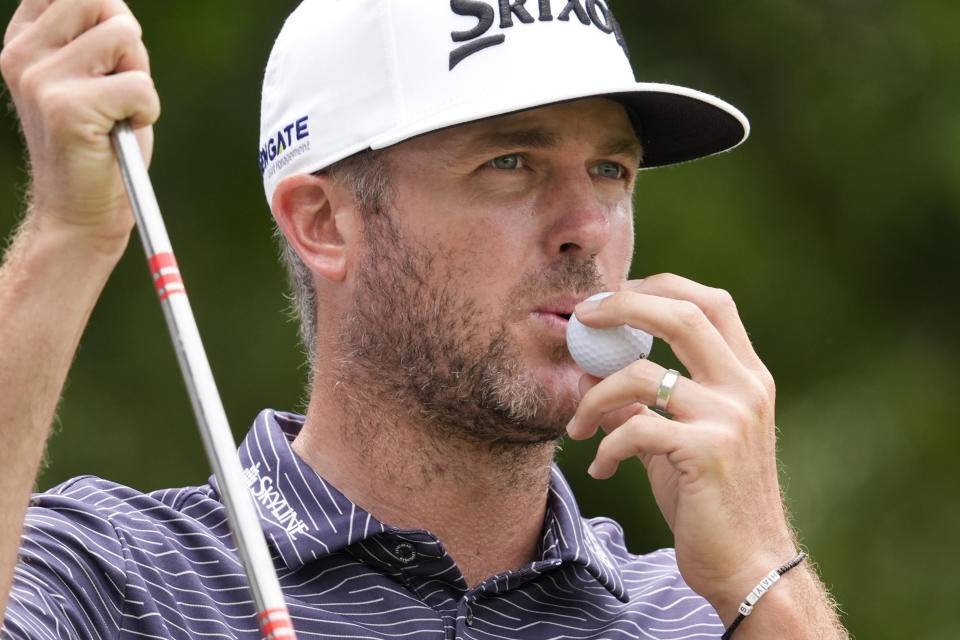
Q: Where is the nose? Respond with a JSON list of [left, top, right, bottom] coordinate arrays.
[[541, 168, 612, 258]]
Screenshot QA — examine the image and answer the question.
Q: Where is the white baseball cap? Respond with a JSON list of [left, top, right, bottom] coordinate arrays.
[[259, 0, 750, 205]]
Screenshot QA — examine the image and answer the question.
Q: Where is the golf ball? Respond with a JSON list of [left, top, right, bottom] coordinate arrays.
[[566, 292, 654, 378]]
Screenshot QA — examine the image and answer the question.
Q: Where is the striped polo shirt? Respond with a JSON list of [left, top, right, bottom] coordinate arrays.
[[5, 409, 723, 639]]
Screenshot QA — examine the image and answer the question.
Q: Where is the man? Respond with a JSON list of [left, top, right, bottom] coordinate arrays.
[[0, 1, 848, 639]]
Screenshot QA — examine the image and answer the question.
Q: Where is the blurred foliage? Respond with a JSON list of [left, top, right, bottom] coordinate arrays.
[[1, 2, 958, 638]]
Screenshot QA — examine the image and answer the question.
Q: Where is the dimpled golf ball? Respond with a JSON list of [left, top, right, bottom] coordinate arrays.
[[566, 292, 654, 378]]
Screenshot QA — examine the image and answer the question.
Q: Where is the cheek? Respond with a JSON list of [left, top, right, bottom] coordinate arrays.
[[606, 205, 636, 277], [439, 199, 540, 265], [453, 225, 526, 289]]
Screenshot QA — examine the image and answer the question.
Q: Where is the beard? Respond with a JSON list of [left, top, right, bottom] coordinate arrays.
[[335, 211, 604, 447]]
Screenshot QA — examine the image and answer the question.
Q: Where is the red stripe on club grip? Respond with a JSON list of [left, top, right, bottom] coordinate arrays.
[[148, 252, 178, 274], [148, 252, 185, 299], [154, 272, 183, 289], [259, 608, 295, 640], [155, 277, 185, 301], [158, 289, 184, 302]]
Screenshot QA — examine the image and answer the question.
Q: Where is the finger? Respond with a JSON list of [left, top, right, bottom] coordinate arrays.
[[36, 13, 150, 81], [588, 409, 679, 479], [85, 69, 160, 129], [26, 0, 134, 49], [4, 0, 55, 46], [569, 360, 711, 439], [574, 290, 747, 384], [35, 70, 160, 143], [3, 1, 140, 92], [572, 374, 646, 437], [626, 274, 765, 373]]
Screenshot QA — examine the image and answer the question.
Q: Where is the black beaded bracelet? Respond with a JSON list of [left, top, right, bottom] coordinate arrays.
[[720, 552, 807, 639]]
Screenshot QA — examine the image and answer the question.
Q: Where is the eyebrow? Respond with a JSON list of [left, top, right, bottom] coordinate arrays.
[[461, 127, 644, 165], [468, 128, 560, 152], [601, 137, 644, 166]]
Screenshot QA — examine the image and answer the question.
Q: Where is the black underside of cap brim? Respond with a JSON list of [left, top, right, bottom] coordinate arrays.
[[611, 91, 747, 167]]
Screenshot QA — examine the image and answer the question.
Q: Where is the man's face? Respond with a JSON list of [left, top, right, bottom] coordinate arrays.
[[338, 98, 639, 444]]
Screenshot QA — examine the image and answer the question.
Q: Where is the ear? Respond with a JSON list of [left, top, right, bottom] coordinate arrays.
[[271, 173, 359, 283]]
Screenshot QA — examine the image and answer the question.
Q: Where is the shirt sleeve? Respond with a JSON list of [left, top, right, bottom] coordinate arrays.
[[3, 482, 129, 640]]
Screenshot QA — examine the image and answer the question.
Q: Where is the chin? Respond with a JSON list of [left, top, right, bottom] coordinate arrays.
[[514, 363, 583, 426]]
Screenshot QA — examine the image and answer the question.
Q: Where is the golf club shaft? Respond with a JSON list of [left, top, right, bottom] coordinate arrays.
[[110, 121, 296, 640]]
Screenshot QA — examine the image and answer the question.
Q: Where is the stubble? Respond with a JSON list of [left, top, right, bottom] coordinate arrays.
[[335, 211, 603, 453]]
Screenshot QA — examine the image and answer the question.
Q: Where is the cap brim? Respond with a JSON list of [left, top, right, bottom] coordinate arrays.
[[609, 83, 750, 168], [369, 82, 749, 170]]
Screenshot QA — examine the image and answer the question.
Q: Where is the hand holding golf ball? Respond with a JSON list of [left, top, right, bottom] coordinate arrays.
[[563, 276, 801, 618], [567, 292, 654, 378]]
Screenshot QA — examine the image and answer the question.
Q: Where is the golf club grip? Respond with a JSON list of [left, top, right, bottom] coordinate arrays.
[[110, 121, 297, 640]]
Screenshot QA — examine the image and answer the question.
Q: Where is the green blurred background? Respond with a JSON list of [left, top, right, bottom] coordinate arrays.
[[1, 2, 957, 637]]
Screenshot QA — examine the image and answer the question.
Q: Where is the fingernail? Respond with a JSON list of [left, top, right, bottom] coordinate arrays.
[[587, 461, 600, 478], [565, 416, 577, 437]]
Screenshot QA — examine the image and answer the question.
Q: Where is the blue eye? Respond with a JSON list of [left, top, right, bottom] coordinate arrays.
[[592, 162, 626, 179], [487, 154, 522, 170]]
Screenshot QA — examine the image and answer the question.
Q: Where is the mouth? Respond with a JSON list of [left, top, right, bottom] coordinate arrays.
[[537, 297, 584, 318], [540, 311, 571, 325], [531, 299, 582, 334]]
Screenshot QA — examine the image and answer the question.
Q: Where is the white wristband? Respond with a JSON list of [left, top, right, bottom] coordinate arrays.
[[738, 569, 781, 616]]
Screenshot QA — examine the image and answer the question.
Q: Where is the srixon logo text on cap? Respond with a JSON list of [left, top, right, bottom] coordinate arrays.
[[449, 0, 629, 70]]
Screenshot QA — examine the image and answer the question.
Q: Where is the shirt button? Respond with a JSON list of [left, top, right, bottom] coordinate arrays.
[[394, 542, 416, 564], [465, 604, 475, 626]]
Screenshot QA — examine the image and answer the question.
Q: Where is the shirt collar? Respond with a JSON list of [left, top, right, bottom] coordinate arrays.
[[210, 409, 388, 571], [542, 466, 628, 602], [212, 409, 626, 601]]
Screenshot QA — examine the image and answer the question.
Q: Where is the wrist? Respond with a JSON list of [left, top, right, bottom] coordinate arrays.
[[25, 171, 137, 259], [3, 213, 130, 307], [709, 553, 848, 640], [16, 206, 132, 265], [719, 552, 806, 639], [699, 538, 800, 624]]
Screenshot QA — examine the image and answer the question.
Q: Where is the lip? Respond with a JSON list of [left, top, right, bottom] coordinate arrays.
[[537, 298, 582, 316], [530, 297, 585, 335], [532, 311, 570, 334]]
